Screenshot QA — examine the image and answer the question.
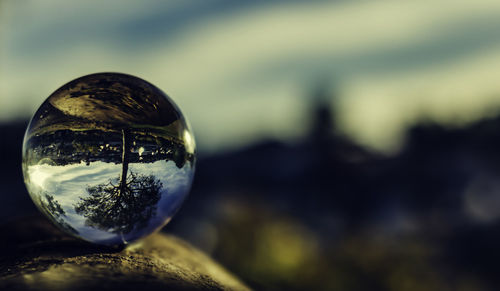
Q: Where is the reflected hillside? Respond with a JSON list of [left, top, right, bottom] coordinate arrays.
[[23, 73, 195, 168], [27, 73, 183, 138]]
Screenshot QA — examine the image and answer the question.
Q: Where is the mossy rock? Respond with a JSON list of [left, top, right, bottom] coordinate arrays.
[[0, 215, 250, 291]]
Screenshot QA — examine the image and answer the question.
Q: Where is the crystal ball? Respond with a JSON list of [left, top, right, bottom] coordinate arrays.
[[22, 73, 196, 245]]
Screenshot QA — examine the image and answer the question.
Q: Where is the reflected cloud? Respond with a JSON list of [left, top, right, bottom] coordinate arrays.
[[26, 160, 193, 244]]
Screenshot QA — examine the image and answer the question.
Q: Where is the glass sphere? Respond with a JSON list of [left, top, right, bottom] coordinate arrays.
[[22, 73, 196, 246]]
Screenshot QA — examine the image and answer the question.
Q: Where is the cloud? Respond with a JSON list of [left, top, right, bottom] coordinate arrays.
[[3, 0, 500, 152]]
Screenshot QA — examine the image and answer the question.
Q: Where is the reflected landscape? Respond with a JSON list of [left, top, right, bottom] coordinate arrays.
[[22, 73, 195, 245]]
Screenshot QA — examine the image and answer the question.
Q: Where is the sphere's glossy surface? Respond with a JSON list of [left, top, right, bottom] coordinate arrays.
[[22, 73, 195, 245]]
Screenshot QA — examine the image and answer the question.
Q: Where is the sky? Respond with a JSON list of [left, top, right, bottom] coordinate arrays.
[[3, 0, 500, 153]]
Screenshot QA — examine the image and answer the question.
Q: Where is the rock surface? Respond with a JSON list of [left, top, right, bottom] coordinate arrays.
[[0, 215, 250, 291]]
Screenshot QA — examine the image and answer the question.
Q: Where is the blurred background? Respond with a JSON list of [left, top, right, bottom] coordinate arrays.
[[3, 0, 500, 290]]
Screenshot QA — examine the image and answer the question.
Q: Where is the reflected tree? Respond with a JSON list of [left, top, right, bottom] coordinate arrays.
[[75, 126, 165, 235], [75, 172, 163, 234]]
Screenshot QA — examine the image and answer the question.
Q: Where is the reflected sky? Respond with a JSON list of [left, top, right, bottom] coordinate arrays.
[[25, 160, 193, 244]]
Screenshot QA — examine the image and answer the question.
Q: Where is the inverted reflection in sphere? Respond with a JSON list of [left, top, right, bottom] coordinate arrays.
[[22, 73, 195, 246]]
